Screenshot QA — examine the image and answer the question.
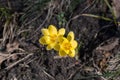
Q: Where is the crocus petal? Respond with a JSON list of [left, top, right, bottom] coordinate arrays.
[[62, 37, 69, 43], [70, 40, 78, 49], [61, 38, 69, 50], [67, 31, 74, 41], [57, 36, 65, 43], [48, 25, 57, 35], [64, 49, 69, 54], [54, 44, 60, 51], [68, 50, 75, 57], [46, 43, 55, 50], [59, 50, 67, 57], [41, 29, 49, 35], [39, 36, 50, 45], [58, 28, 65, 35]]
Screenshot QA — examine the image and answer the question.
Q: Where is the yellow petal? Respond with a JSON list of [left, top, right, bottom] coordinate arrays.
[[48, 25, 57, 35], [58, 28, 65, 35], [60, 38, 69, 50], [57, 36, 65, 43], [64, 49, 69, 54], [71, 40, 78, 49], [41, 29, 49, 35], [67, 31, 74, 41], [39, 36, 50, 45], [62, 37, 69, 43], [54, 44, 60, 51], [68, 50, 75, 57], [59, 50, 67, 57], [46, 43, 55, 50]]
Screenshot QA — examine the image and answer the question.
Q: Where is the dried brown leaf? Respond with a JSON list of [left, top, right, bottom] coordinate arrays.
[[96, 38, 119, 51], [6, 41, 19, 53], [0, 52, 9, 64], [99, 58, 107, 70]]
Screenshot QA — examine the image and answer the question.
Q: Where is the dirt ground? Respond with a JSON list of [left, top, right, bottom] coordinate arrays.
[[0, 0, 120, 80]]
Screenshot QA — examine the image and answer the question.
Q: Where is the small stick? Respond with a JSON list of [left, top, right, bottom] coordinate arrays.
[[67, 63, 86, 80], [5, 53, 34, 70], [42, 69, 55, 80]]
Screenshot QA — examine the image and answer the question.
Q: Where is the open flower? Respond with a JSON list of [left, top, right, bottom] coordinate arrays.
[[54, 31, 78, 57], [39, 25, 65, 50]]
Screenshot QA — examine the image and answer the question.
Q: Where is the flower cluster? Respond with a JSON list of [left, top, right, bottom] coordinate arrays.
[[39, 25, 78, 57]]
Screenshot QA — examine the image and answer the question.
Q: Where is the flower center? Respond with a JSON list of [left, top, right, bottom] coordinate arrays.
[[63, 42, 71, 50]]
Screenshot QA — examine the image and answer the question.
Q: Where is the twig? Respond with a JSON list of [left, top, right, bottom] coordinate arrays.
[[0, 53, 34, 78], [42, 69, 55, 80], [17, 29, 30, 36], [67, 63, 86, 80], [5, 53, 34, 70], [66, 0, 96, 29], [24, 15, 42, 26], [53, 56, 67, 59], [26, 57, 38, 64], [30, 0, 55, 40], [0, 39, 3, 42]]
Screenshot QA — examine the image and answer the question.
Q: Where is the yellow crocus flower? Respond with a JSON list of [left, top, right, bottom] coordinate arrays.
[[54, 31, 78, 57], [39, 25, 65, 50]]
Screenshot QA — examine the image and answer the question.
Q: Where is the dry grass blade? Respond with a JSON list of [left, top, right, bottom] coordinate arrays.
[[5, 53, 34, 70], [82, 14, 112, 21], [2, 13, 18, 45], [67, 63, 86, 80], [0, 53, 9, 64]]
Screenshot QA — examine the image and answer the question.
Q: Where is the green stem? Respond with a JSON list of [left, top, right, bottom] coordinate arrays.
[[82, 14, 113, 21], [104, 0, 117, 25]]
